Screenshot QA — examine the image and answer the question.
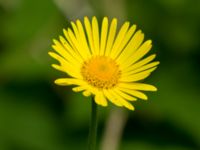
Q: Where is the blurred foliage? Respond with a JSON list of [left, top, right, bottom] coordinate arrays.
[[0, 0, 200, 150]]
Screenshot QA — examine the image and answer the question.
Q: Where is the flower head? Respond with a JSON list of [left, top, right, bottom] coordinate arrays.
[[49, 16, 159, 110]]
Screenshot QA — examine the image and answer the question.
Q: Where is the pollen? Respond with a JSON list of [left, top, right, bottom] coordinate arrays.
[[81, 56, 121, 89]]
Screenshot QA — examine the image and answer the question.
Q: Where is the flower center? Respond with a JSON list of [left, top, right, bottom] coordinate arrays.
[[81, 56, 121, 89]]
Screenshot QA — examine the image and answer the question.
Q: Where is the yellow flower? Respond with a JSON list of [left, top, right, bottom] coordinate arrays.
[[49, 16, 159, 110]]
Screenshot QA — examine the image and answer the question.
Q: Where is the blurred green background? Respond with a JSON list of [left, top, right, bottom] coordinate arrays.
[[0, 0, 200, 150]]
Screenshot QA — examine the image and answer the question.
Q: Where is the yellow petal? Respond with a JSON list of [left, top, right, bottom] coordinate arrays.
[[118, 88, 148, 100], [83, 90, 92, 97], [124, 61, 160, 76], [117, 30, 144, 64], [76, 19, 92, 57], [121, 67, 157, 82], [112, 24, 137, 59], [100, 17, 108, 55], [110, 21, 130, 58], [72, 86, 85, 92], [63, 28, 83, 58], [94, 91, 108, 107], [71, 21, 79, 39], [51, 64, 63, 72], [121, 40, 152, 69], [51, 64, 80, 78], [55, 78, 83, 86], [114, 88, 137, 101], [52, 39, 81, 65], [58, 36, 83, 62], [71, 21, 91, 58], [92, 16, 100, 55], [120, 72, 150, 82], [109, 90, 134, 110], [73, 82, 98, 96], [118, 83, 157, 91], [84, 17, 95, 55], [103, 89, 123, 107], [48, 52, 82, 78], [67, 28, 88, 59], [122, 54, 156, 73], [105, 18, 117, 56]]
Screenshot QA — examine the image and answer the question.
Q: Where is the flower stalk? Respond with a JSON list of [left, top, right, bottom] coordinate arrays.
[[88, 97, 98, 150]]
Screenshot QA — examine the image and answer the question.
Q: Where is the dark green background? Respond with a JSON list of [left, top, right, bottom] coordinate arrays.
[[0, 0, 200, 149]]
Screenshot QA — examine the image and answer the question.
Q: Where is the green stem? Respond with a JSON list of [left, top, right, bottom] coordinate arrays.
[[88, 97, 98, 150]]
